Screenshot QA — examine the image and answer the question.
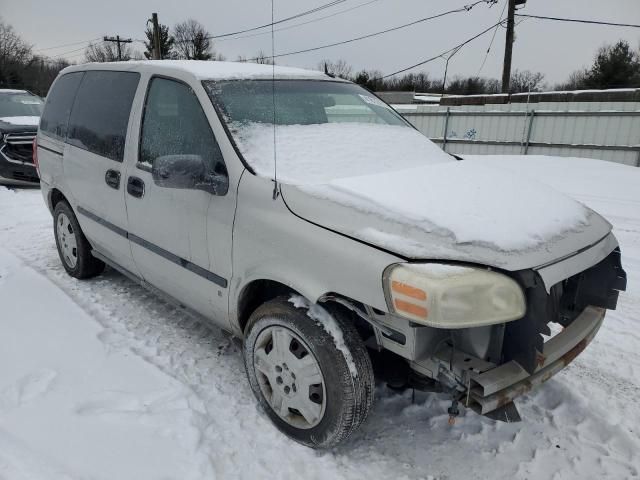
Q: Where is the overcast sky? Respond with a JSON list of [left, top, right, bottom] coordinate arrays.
[[2, 0, 639, 85]]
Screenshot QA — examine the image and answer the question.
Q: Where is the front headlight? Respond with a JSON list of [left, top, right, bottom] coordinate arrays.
[[383, 263, 526, 328]]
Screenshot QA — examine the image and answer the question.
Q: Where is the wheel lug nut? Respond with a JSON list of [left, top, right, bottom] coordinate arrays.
[[276, 376, 283, 384], [292, 384, 297, 392], [291, 372, 295, 379], [275, 365, 282, 373], [284, 386, 290, 394]]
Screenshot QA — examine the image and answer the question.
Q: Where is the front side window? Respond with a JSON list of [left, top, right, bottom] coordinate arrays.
[[40, 72, 84, 140], [139, 77, 227, 179], [67, 71, 140, 161]]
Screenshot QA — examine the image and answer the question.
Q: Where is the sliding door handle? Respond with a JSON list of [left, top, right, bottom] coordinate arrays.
[[105, 169, 121, 189]]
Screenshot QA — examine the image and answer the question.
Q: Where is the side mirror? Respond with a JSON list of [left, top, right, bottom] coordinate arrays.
[[152, 154, 228, 195]]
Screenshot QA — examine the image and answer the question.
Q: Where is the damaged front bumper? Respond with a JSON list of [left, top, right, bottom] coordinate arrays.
[[408, 305, 605, 419], [466, 305, 604, 415]]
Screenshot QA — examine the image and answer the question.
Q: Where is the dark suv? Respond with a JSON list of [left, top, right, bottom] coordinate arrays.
[[0, 89, 43, 185]]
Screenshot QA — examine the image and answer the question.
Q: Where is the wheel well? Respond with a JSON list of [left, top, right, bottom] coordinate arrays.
[[237, 282, 375, 344], [50, 188, 67, 211], [237, 280, 297, 333]]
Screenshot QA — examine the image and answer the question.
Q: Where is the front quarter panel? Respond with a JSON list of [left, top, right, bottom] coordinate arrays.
[[230, 173, 402, 333]]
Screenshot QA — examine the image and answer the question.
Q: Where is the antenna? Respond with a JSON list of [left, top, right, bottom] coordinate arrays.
[[271, 0, 279, 200]]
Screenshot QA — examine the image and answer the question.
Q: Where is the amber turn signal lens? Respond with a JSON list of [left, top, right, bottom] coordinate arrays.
[[391, 281, 427, 301], [394, 298, 428, 319]]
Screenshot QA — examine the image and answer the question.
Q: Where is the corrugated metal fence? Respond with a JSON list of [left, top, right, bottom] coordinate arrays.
[[394, 101, 640, 166]]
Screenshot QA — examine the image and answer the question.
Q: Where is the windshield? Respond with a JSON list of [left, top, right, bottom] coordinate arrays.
[[205, 80, 408, 127], [0, 92, 44, 118], [204, 80, 451, 184]]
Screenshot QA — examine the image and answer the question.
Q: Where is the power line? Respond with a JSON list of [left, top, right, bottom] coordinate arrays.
[[47, 43, 96, 59], [381, 20, 504, 78], [515, 14, 640, 29], [249, 0, 497, 61], [208, 0, 348, 40], [476, 0, 507, 76], [34, 37, 102, 52], [216, 0, 383, 43], [38, 49, 88, 64]]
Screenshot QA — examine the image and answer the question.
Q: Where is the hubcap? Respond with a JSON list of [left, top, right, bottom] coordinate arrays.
[[254, 326, 326, 429], [57, 213, 78, 268]]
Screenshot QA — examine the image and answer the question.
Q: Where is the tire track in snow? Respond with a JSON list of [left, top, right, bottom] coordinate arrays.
[[1, 188, 640, 479]]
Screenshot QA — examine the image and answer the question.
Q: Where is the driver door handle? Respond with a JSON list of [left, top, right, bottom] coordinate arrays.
[[127, 176, 145, 198]]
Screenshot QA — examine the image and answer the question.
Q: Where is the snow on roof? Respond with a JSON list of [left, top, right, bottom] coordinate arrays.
[[445, 93, 509, 99], [414, 95, 441, 103], [0, 89, 28, 94], [511, 88, 640, 96], [73, 60, 337, 81]]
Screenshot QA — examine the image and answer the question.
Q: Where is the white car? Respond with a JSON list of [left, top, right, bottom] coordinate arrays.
[[36, 61, 626, 448]]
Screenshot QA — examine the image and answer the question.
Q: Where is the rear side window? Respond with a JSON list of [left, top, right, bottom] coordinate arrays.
[[67, 71, 140, 162], [40, 72, 84, 140]]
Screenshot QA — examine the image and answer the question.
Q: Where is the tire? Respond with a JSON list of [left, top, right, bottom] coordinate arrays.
[[53, 201, 105, 279], [243, 297, 374, 448]]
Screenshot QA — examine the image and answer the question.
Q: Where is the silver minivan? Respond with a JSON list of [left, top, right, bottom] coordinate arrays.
[[36, 61, 626, 448]]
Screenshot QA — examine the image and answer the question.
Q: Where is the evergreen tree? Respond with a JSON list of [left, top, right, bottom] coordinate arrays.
[[143, 24, 175, 60], [586, 40, 640, 89]]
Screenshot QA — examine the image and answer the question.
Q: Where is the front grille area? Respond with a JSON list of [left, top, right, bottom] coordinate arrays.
[[503, 248, 626, 374], [11, 170, 39, 183], [1, 132, 36, 164]]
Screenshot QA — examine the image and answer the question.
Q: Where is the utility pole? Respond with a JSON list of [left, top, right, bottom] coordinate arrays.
[[151, 13, 161, 59], [501, 0, 527, 93], [501, 0, 516, 93], [103, 35, 133, 61]]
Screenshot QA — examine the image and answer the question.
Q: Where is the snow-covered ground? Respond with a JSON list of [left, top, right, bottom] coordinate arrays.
[[1, 156, 639, 479]]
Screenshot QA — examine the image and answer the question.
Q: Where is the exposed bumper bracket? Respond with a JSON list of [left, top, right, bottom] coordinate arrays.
[[467, 305, 605, 414]]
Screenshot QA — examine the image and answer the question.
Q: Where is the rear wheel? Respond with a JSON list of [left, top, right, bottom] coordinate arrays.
[[53, 201, 104, 279], [243, 297, 374, 448]]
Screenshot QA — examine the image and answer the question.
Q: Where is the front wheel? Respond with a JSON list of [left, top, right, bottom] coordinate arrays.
[[243, 297, 374, 448]]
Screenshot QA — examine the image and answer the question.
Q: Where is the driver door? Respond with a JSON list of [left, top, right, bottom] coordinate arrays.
[[124, 76, 229, 322]]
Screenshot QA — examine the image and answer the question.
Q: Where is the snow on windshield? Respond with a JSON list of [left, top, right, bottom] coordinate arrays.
[[230, 122, 453, 184]]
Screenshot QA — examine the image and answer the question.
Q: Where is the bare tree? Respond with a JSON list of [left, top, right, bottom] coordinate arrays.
[[173, 19, 219, 60], [0, 19, 69, 94], [84, 41, 135, 62], [0, 19, 32, 71], [555, 69, 589, 91], [253, 50, 274, 65], [444, 76, 500, 95], [317, 59, 352, 79], [509, 69, 546, 93]]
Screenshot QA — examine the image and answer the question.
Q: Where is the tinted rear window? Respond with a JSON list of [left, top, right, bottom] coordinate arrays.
[[67, 71, 140, 162], [40, 72, 84, 140]]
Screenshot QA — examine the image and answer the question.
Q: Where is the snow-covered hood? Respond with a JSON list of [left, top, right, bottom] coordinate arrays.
[[0, 116, 39, 132], [281, 161, 612, 271]]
